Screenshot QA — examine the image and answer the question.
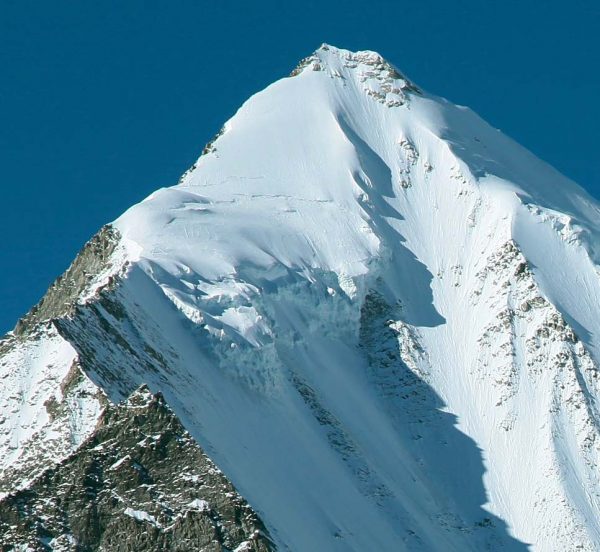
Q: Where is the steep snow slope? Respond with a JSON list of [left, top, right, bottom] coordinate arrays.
[[3, 44, 600, 550]]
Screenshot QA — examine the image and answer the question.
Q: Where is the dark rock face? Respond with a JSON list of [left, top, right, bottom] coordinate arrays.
[[0, 387, 273, 552]]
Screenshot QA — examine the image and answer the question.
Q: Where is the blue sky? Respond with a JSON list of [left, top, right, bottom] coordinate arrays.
[[1, 0, 598, 333]]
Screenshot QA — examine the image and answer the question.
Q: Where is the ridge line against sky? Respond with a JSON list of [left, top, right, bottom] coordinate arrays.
[[0, 0, 598, 333]]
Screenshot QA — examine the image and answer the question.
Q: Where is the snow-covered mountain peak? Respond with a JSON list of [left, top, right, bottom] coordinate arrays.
[[4, 45, 600, 550]]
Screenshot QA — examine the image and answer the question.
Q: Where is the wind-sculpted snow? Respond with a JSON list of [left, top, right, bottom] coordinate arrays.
[[3, 44, 600, 550]]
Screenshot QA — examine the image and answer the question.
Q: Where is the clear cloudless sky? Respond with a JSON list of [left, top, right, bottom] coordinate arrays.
[[0, 0, 599, 333]]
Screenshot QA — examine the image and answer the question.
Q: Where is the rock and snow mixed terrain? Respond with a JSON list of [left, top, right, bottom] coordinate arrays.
[[2, 44, 600, 550], [0, 386, 271, 551]]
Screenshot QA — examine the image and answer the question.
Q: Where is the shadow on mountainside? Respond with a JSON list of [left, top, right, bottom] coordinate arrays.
[[54, 249, 531, 549], [337, 114, 445, 328], [57, 256, 531, 550], [360, 290, 530, 550], [336, 114, 529, 549]]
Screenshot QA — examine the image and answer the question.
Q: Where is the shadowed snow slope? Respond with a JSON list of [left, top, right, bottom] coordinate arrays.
[[4, 45, 600, 551]]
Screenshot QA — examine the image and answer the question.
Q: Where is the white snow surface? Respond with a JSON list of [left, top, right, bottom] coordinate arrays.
[[6, 45, 600, 550], [0, 327, 103, 490], [187, 498, 210, 511], [123, 507, 160, 527]]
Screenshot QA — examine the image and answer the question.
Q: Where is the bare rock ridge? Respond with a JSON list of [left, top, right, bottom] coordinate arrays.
[[12, 225, 121, 339]]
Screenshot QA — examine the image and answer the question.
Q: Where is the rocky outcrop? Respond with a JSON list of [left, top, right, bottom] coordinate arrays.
[[290, 44, 421, 107], [12, 225, 121, 339], [0, 386, 273, 552]]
